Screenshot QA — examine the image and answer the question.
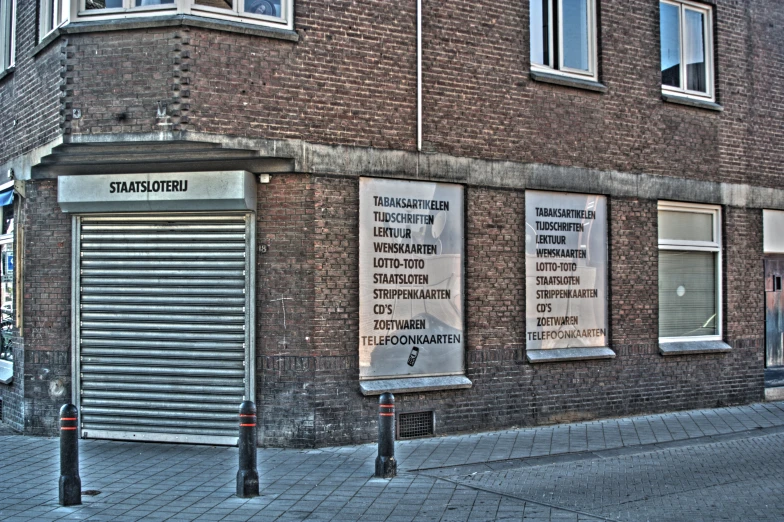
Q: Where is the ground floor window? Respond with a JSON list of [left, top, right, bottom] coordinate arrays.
[[658, 202, 721, 341]]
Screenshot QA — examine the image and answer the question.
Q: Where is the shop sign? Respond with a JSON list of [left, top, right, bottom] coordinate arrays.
[[58, 171, 257, 213], [525, 190, 608, 350], [359, 178, 464, 380]]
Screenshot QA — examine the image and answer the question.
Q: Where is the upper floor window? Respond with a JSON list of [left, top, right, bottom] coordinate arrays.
[[660, 0, 714, 100], [530, 0, 598, 80], [39, 0, 68, 39], [39, 0, 291, 40], [1, 0, 15, 72]]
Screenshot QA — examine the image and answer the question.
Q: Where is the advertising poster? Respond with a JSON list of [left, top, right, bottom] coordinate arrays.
[[359, 178, 464, 380], [525, 190, 608, 350]]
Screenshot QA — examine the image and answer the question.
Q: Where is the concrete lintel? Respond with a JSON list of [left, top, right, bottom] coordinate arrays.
[[1, 135, 65, 182], [360, 375, 472, 396], [58, 133, 784, 209], [659, 341, 732, 356], [526, 347, 616, 364]]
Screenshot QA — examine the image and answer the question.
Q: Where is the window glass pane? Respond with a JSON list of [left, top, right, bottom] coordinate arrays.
[[659, 251, 717, 337], [244, 0, 280, 16], [530, 0, 549, 66], [561, 0, 589, 71], [48, 0, 56, 29], [660, 2, 681, 88], [135, 0, 173, 6], [658, 210, 713, 242], [88, 0, 123, 8], [684, 8, 707, 92]]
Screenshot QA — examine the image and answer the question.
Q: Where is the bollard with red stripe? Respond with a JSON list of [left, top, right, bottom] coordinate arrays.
[[236, 400, 259, 498], [374, 392, 397, 478], [59, 403, 81, 506]]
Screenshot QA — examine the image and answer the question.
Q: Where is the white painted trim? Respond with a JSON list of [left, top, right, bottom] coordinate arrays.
[[0, 0, 16, 71], [67, 0, 291, 33], [556, 0, 597, 80], [531, 0, 597, 81], [657, 201, 722, 343], [660, 0, 714, 101]]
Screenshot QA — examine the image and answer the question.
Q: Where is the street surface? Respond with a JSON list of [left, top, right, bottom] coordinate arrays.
[[2, 402, 784, 521]]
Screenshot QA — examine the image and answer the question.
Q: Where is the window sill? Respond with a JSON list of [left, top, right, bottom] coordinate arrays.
[[0, 66, 14, 83], [359, 375, 472, 396], [662, 93, 723, 112], [526, 347, 616, 363], [659, 340, 731, 356], [530, 70, 607, 93], [32, 13, 298, 58]]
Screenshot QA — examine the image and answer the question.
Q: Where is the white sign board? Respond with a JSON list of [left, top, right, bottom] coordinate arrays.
[[58, 171, 257, 213], [764, 210, 784, 254], [359, 178, 464, 380], [525, 191, 607, 350]]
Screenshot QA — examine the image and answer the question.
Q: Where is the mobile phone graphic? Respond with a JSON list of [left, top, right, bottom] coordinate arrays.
[[407, 347, 420, 367]]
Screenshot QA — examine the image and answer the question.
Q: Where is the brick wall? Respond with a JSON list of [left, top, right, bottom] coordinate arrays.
[[64, 29, 188, 135], [747, 0, 784, 190], [20, 181, 72, 435], [256, 174, 318, 446], [0, 19, 63, 165], [0, 334, 24, 430], [0, 0, 775, 444], [257, 180, 764, 447], [2, 1, 784, 192]]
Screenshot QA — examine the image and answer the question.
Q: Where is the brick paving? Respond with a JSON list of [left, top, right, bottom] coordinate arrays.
[[2, 402, 784, 521]]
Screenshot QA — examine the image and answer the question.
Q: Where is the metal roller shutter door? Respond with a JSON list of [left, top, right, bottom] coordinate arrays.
[[74, 213, 254, 446]]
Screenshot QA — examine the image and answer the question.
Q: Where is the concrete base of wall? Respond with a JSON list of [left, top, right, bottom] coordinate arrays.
[[765, 387, 784, 401]]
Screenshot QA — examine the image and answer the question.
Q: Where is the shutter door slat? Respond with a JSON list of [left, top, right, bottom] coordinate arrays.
[[78, 214, 250, 445]]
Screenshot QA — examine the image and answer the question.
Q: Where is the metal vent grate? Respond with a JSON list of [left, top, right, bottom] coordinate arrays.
[[398, 411, 434, 439]]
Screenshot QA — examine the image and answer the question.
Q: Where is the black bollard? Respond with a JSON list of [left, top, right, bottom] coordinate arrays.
[[59, 403, 81, 506], [374, 392, 397, 478], [236, 400, 259, 498]]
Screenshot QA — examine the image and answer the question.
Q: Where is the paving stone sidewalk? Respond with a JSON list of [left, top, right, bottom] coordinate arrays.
[[1, 402, 784, 521]]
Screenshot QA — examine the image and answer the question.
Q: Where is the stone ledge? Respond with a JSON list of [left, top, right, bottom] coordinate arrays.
[[529, 70, 608, 93], [0, 66, 14, 83], [360, 375, 472, 396], [31, 14, 298, 58], [526, 347, 616, 363], [765, 387, 784, 401], [662, 93, 723, 112], [659, 340, 732, 356], [0, 359, 13, 385]]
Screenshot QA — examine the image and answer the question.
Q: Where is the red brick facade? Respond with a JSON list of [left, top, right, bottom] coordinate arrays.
[[0, 0, 780, 444]]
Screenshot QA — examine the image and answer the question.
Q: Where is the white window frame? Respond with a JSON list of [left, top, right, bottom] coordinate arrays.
[[658, 201, 722, 344], [40, 0, 291, 40], [39, 0, 68, 40], [1, 0, 15, 71], [531, 0, 598, 81], [660, 0, 714, 101]]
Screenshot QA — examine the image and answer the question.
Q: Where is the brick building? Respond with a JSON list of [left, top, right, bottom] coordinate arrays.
[[0, 0, 783, 447]]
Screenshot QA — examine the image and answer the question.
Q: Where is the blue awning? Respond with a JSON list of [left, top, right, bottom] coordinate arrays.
[[0, 190, 13, 207]]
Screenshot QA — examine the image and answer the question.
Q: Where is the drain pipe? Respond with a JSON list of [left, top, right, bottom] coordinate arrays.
[[417, 0, 422, 152]]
